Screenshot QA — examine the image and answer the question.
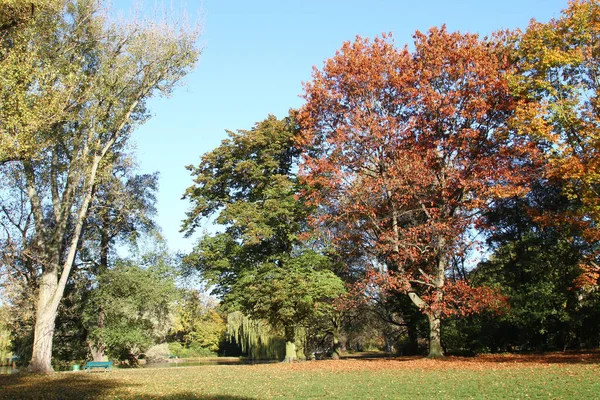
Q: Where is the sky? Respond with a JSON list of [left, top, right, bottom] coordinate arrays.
[[111, 0, 568, 255]]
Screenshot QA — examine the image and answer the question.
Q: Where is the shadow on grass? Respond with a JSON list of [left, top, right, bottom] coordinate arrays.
[[0, 373, 125, 400], [0, 374, 256, 400]]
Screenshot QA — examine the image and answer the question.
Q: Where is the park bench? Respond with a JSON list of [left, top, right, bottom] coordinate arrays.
[[84, 361, 113, 372]]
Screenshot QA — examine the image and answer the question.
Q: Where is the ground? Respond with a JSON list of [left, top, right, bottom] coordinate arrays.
[[0, 352, 598, 399]]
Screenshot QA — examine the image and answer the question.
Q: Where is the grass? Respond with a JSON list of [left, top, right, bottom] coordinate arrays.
[[0, 353, 599, 399]]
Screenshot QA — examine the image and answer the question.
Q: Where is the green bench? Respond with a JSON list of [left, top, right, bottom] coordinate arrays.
[[84, 361, 113, 372]]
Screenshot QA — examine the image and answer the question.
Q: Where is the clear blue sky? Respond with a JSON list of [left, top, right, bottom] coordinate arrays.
[[112, 0, 567, 254]]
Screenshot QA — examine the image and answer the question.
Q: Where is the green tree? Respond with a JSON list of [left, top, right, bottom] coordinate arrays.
[[79, 158, 159, 361], [182, 114, 346, 362], [83, 255, 178, 364], [0, 154, 161, 364], [468, 181, 600, 351], [0, 0, 199, 373]]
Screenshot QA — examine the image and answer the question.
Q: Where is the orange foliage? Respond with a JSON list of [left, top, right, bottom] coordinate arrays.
[[299, 27, 539, 338]]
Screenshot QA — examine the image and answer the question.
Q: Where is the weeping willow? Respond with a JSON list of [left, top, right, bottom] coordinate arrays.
[[226, 312, 305, 360]]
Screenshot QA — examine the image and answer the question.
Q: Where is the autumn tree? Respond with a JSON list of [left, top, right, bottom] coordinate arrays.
[[512, 0, 600, 288], [182, 114, 345, 362], [168, 289, 226, 355], [299, 29, 537, 358], [0, 0, 200, 373]]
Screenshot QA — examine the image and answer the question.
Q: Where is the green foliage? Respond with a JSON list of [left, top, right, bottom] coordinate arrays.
[[168, 342, 217, 358], [226, 311, 305, 360], [183, 114, 346, 359], [458, 181, 600, 352], [169, 290, 226, 354], [228, 253, 345, 330], [83, 257, 179, 361]]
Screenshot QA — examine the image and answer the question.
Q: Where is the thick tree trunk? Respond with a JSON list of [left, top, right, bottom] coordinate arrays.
[[88, 308, 106, 361], [427, 313, 444, 358], [29, 272, 59, 373], [283, 325, 296, 363]]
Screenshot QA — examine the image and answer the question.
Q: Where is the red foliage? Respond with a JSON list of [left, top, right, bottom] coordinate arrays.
[[298, 28, 539, 340]]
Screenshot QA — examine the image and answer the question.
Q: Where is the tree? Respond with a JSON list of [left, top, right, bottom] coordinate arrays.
[[0, 305, 10, 363], [0, 0, 62, 32], [468, 179, 600, 351], [79, 159, 159, 361], [182, 114, 345, 362], [169, 290, 226, 354], [0, 0, 76, 164], [0, 0, 200, 373], [511, 0, 600, 288], [83, 255, 178, 364], [299, 29, 536, 357], [0, 153, 161, 363]]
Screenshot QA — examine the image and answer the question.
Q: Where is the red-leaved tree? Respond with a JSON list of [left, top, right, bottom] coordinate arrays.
[[298, 28, 539, 357]]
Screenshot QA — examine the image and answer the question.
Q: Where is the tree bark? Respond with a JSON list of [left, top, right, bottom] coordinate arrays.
[[283, 325, 296, 363], [28, 271, 58, 373], [331, 326, 342, 360], [331, 331, 341, 360], [427, 313, 444, 358], [87, 308, 106, 361]]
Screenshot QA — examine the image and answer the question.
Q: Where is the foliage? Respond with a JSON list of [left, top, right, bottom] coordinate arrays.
[[0, 0, 200, 372], [299, 28, 535, 357], [512, 0, 600, 287], [0, 0, 68, 163], [144, 343, 170, 363], [460, 180, 600, 352], [226, 253, 345, 334], [183, 114, 346, 361], [0, 305, 10, 363], [167, 341, 217, 359], [226, 311, 305, 360], [82, 257, 179, 362], [168, 290, 226, 353]]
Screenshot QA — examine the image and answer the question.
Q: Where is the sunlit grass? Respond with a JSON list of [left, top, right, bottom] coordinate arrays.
[[1, 354, 598, 399]]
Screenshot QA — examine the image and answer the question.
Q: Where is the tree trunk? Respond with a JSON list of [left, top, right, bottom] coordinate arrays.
[[331, 332, 341, 360], [29, 272, 59, 373], [88, 341, 106, 362], [427, 313, 444, 358], [283, 325, 296, 363], [87, 307, 106, 361]]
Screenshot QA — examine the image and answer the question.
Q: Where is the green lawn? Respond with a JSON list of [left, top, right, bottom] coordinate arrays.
[[1, 356, 598, 399]]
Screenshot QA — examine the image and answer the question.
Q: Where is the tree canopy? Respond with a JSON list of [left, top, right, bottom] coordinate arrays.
[[0, 0, 200, 373], [298, 27, 538, 357], [183, 114, 345, 362]]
